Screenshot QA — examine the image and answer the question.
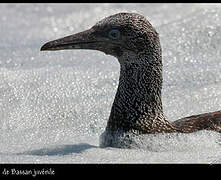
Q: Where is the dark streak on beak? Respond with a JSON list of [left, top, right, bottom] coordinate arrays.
[[40, 29, 99, 51]]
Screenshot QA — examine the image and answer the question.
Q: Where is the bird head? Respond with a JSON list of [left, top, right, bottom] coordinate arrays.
[[41, 12, 160, 61]]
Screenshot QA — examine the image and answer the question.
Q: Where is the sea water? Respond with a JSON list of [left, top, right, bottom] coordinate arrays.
[[0, 3, 221, 163]]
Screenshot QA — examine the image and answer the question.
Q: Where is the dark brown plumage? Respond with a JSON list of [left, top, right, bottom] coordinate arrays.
[[41, 12, 221, 148]]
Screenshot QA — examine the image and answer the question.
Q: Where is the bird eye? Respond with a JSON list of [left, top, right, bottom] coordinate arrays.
[[108, 29, 120, 40]]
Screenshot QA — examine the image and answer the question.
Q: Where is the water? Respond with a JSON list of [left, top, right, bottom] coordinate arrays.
[[0, 3, 221, 163]]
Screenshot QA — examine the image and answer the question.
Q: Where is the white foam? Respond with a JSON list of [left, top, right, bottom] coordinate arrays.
[[0, 4, 221, 163]]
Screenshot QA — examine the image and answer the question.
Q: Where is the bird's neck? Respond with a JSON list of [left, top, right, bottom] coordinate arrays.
[[106, 52, 173, 133]]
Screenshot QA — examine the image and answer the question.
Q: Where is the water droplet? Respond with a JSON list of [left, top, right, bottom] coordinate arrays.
[[53, 27, 58, 32], [208, 30, 215, 37]]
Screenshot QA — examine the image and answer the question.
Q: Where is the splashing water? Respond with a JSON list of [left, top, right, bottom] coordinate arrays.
[[0, 3, 221, 163]]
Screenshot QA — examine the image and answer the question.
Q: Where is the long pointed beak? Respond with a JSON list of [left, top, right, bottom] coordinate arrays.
[[40, 28, 101, 51]]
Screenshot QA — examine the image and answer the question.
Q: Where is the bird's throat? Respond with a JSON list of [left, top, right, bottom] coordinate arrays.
[[106, 58, 165, 133]]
